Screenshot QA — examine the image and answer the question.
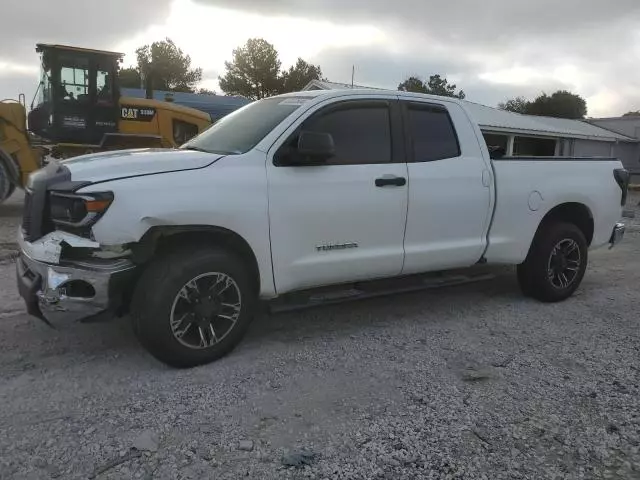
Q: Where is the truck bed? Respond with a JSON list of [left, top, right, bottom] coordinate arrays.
[[485, 156, 624, 263]]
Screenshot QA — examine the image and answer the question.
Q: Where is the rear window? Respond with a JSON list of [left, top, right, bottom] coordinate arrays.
[[182, 96, 311, 155], [406, 104, 460, 162]]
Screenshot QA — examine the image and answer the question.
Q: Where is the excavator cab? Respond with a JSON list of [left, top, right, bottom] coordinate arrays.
[[29, 44, 121, 145], [1, 42, 212, 203]]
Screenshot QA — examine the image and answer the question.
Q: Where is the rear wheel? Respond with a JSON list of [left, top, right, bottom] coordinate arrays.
[[517, 222, 588, 302], [131, 247, 257, 368], [0, 161, 15, 202]]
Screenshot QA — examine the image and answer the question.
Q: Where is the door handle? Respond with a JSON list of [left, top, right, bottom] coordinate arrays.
[[375, 176, 406, 187]]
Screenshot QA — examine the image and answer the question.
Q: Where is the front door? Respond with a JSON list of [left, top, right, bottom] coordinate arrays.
[[267, 98, 409, 294]]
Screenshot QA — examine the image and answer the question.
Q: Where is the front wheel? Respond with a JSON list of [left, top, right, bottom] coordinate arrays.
[[131, 247, 257, 368], [517, 222, 588, 303]]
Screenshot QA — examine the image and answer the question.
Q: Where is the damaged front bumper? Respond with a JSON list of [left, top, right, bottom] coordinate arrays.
[[15, 229, 136, 325]]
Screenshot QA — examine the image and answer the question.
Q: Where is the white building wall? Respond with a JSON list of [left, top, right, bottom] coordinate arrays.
[[572, 139, 613, 157], [613, 142, 640, 173]]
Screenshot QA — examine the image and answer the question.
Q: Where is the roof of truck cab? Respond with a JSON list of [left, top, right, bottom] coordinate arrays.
[[280, 88, 465, 104]]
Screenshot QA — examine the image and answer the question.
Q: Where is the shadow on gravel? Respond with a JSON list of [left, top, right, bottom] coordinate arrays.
[[246, 268, 521, 344], [3, 267, 523, 370]]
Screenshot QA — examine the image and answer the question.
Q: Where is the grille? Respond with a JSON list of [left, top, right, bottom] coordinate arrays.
[[21, 190, 33, 240]]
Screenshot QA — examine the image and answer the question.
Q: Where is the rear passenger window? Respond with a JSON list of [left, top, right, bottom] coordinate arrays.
[[407, 104, 460, 162], [303, 103, 392, 165]]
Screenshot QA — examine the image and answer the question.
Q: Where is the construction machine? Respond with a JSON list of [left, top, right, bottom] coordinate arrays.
[[0, 44, 212, 202]]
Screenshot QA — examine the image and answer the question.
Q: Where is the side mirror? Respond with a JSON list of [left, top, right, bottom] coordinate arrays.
[[296, 131, 335, 164]]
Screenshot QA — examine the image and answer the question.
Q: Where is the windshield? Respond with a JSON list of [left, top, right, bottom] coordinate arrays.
[[181, 96, 312, 155]]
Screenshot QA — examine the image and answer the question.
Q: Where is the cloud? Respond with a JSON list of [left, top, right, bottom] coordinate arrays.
[[193, 0, 640, 46], [1, 1, 172, 66], [2, 0, 639, 116], [192, 0, 640, 116], [0, 69, 39, 103], [311, 45, 571, 108], [311, 46, 477, 88]]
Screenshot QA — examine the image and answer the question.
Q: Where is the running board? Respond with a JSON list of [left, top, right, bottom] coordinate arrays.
[[268, 269, 496, 314]]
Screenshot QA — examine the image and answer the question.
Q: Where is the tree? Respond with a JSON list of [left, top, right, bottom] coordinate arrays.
[[498, 96, 528, 114], [526, 90, 587, 119], [397, 76, 429, 94], [118, 67, 141, 89], [135, 38, 202, 93], [280, 58, 322, 94], [398, 74, 465, 99], [623, 111, 640, 117], [498, 91, 588, 119], [219, 38, 282, 100], [198, 88, 217, 95]]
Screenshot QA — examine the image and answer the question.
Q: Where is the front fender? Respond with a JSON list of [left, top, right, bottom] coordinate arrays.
[[79, 154, 275, 297]]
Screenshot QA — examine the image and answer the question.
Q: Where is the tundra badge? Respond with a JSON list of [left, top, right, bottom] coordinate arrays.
[[316, 242, 359, 252]]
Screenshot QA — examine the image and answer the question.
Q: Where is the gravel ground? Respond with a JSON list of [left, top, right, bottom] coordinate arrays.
[[0, 193, 639, 480]]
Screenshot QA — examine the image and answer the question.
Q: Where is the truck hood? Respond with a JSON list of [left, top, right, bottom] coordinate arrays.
[[61, 148, 223, 184]]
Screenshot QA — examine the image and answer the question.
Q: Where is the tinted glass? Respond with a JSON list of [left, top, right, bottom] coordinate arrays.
[[173, 120, 199, 145], [304, 104, 391, 165], [182, 96, 312, 155], [407, 105, 460, 162]]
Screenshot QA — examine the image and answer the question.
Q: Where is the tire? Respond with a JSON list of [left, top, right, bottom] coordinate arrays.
[[131, 247, 257, 368], [2, 182, 16, 201], [517, 222, 588, 303], [0, 161, 14, 202]]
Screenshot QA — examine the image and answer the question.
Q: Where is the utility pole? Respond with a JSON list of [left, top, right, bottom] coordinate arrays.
[[351, 65, 355, 88]]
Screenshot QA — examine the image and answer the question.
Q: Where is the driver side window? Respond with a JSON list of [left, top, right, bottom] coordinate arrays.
[[278, 101, 392, 166]]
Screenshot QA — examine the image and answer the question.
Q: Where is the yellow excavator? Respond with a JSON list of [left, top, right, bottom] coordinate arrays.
[[0, 44, 212, 202]]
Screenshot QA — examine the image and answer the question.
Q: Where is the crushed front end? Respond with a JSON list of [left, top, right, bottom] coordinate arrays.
[[15, 161, 136, 325]]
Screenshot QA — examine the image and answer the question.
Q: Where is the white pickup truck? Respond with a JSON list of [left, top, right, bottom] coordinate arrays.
[[16, 89, 629, 367]]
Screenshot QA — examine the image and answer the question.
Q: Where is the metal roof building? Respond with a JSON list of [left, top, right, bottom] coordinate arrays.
[[588, 116, 640, 174], [463, 101, 632, 142], [463, 101, 639, 171]]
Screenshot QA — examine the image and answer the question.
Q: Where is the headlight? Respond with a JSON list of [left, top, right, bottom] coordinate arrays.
[[49, 191, 113, 229]]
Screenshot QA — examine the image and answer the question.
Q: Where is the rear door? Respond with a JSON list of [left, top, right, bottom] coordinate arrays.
[[400, 99, 493, 274], [266, 97, 409, 293]]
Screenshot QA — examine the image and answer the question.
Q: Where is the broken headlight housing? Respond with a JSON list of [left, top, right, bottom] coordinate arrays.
[[49, 191, 114, 233]]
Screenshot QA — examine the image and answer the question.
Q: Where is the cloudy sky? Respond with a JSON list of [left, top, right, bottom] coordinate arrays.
[[2, 0, 640, 117]]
